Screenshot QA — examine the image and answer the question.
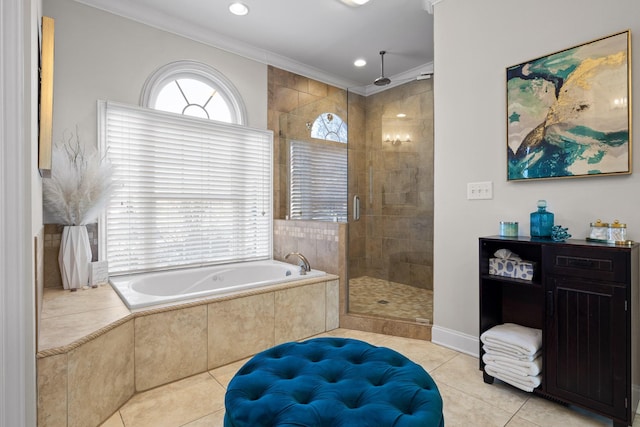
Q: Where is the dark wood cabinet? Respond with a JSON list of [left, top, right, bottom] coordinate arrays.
[[479, 236, 639, 427]]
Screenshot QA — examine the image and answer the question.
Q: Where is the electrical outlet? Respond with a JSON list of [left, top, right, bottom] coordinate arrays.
[[467, 181, 493, 200]]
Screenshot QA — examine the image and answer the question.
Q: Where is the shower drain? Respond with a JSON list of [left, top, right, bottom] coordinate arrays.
[[377, 300, 390, 305]]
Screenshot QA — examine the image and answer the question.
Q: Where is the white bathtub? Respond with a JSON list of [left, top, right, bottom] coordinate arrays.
[[110, 259, 326, 310]]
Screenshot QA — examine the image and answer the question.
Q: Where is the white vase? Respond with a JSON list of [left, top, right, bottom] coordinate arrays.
[[59, 225, 92, 290]]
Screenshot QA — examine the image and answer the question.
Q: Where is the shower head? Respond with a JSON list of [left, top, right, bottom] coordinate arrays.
[[374, 77, 391, 86], [374, 51, 391, 86]]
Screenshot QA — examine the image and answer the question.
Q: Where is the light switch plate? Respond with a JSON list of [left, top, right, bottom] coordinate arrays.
[[467, 181, 493, 200]]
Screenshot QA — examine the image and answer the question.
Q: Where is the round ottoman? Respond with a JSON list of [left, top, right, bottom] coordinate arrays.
[[224, 337, 444, 427]]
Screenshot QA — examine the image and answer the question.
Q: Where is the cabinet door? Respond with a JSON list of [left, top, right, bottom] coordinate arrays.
[[546, 276, 627, 419]]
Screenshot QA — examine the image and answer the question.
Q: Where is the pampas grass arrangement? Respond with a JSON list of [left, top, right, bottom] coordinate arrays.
[[43, 127, 114, 225]]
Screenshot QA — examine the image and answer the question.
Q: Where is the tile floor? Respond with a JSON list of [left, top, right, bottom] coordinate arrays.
[[99, 328, 639, 427], [348, 276, 433, 323]]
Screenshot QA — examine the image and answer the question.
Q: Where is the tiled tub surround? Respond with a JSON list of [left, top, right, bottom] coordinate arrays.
[[37, 275, 339, 427]]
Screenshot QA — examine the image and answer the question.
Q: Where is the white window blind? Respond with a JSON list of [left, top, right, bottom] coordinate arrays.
[[99, 100, 273, 275], [289, 139, 347, 222]]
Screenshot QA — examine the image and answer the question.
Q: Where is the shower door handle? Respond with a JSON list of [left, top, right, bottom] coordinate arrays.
[[353, 195, 360, 221]]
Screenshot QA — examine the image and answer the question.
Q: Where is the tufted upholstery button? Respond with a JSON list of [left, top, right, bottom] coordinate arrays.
[[224, 337, 444, 427]]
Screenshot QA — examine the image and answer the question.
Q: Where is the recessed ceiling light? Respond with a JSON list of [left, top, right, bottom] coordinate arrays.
[[339, 0, 370, 7], [397, 113, 407, 118], [354, 59, 366, 67], [229, 2, 249, 16]]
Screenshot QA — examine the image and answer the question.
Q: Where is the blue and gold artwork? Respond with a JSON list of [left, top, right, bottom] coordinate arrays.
[[507, 31, 631, 180]]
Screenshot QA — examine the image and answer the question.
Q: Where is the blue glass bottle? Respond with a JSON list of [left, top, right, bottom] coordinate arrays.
[[530, 200, 554, 238]]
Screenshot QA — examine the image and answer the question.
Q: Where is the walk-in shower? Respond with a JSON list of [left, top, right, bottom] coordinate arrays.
[[269, 66, 433, 327], [347, 78, 434, 324]]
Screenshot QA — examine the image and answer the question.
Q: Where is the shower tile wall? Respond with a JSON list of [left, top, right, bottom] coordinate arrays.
[[267, 66, 347, 220], [349, 80, 434, 291], [273, 219, 347, 320]]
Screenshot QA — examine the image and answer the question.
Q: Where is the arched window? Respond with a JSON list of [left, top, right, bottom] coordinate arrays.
[[140, 60, 247, 125], [310, 112, 347, 143], [102, 62, 271, 275]]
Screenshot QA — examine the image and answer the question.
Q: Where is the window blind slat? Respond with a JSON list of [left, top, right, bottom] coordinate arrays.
[[289, 139, 347, 222], [100, 100, 273, 275]]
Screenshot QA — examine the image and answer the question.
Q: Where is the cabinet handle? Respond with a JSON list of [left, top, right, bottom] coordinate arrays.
[[547, 291, 554, 317], [566, 258, 595, 268]]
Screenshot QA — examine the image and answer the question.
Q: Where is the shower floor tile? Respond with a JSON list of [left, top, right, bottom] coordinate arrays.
[[348, 276, 433, 323]]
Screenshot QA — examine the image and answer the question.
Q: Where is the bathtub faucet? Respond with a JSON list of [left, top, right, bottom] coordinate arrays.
[[285, 252, 311, 275]]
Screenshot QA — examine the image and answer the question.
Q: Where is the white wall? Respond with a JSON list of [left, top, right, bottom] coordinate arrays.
[[1, 0, 41, 424], [44, 0, 268, 148], [432, 0, 640, 354]]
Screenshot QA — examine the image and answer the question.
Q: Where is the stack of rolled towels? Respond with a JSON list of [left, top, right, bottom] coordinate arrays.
[[480, 323, 542, 392]]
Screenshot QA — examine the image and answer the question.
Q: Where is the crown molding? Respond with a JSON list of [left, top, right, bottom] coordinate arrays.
[[423, 0, 446, 14], [364, 61, 435, 96], [73, 0, 430, 96], [73, 0, 363, 90]]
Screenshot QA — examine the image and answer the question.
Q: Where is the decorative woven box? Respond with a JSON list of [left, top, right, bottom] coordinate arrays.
[[489, 258, 535, 281]]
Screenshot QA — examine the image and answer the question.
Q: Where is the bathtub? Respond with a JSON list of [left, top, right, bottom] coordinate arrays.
[[110, 259, 326, 310]]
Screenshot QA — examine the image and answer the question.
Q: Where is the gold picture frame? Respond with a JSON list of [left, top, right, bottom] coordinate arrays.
[[38, 16, 55, 177], [507, 31, 632, 181]]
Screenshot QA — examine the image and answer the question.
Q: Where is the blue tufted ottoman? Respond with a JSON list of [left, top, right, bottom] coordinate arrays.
[[224, 337, 444, 427]]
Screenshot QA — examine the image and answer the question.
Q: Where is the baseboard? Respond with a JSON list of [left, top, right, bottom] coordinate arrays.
[[431, 325, 478, 357]]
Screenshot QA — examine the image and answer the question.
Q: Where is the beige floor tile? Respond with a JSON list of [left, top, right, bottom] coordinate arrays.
[[430, 353, 530, 415], [119, 373, 225, 427], [180, 410, 225, 427], [99, 412, 125, 427], [208, 358, 251, 389], [376, 334, 458, 371], [505, 415, 540, 427], [515, 395, 611, 427], [438, 381, 515, 426], [92, 328, 640, 427], [317, 327, 392, 346]]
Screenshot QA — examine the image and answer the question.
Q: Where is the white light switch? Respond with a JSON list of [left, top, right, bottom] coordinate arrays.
[[467, 181, 493, 200]]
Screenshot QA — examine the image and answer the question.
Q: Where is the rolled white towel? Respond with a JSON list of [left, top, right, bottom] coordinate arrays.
[[480, 323, 542, 356], [484, 364, 541, 393], [482, 353, 542, 377], [483, 344, 541, 362]]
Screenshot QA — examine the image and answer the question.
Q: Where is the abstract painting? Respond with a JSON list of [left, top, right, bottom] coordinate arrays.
[[507, 31, 631, 181]]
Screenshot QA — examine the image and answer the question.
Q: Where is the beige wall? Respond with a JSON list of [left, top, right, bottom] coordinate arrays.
[[432, 0, 640, 354], [43, 0, 268, 181]]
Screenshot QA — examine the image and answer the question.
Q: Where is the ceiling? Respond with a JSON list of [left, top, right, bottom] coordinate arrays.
[[74, 0, 435, 94]]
